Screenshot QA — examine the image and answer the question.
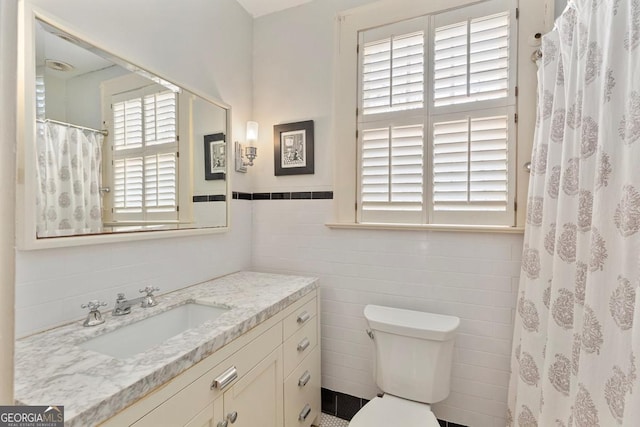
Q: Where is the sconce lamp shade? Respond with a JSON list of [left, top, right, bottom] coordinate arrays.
[[246, 121, 259, 143]]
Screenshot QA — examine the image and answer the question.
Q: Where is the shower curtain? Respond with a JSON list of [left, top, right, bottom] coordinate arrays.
[[508, 0, 640, 425], [35, 121, 103, 237]]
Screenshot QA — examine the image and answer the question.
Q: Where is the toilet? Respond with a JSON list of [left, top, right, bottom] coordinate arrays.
[[349, 305, 460, 427]]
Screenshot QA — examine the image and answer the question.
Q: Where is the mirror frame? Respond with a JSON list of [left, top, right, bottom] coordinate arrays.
[[16, 3, 232, 250]]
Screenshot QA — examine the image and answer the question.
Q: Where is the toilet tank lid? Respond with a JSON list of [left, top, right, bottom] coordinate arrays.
[[364, 305, 460, 341]]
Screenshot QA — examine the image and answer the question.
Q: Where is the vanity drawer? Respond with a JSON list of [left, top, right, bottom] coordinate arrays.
[[283, 315, 317, 377], [131, 323, 281, 427], [284, 348, 321, 427], [283, 294, 317, 340]]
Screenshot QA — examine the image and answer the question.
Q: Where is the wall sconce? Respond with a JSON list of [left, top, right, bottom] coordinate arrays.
[[235, 121, 259, 173]]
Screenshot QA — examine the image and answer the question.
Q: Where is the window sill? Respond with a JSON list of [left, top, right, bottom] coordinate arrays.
[[325, 222, 525, 234]]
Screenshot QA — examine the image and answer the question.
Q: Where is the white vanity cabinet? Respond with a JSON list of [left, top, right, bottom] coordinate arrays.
[[281, 292, 321, 427], [100, 290, 319, 427]]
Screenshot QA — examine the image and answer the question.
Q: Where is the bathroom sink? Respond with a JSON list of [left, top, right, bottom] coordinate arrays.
[[79, 303, 230, 359]]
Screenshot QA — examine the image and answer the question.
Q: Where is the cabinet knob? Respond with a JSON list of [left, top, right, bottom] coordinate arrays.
[[227, 411, 238, 424], [216, 421, 228, 427]]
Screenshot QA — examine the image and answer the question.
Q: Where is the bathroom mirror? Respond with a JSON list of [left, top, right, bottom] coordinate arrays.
[[17, 7, 231, 249]]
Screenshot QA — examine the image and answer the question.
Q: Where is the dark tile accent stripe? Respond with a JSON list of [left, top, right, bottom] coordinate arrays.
[[321, 388, 337, 416], [193, 195, 226, 203], [320, 388, 467, 426], [252, 192, 271, 200], [312, 191, 333, 199], [291, 191, 312, 199], [336, 391, 361, 420], [230, 191, 333, 200], [271, 192, 291, 200]]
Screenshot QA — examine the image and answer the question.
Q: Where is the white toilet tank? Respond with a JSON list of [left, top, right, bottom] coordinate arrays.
[[364, 305, 460, 404]]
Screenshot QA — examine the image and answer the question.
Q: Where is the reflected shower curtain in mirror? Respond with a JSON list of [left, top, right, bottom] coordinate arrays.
[[507, 1, 640, 425], [35, 121, 103, 237]]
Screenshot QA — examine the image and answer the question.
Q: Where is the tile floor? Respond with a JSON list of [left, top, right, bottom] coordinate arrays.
[[318, 412, 349, 427]]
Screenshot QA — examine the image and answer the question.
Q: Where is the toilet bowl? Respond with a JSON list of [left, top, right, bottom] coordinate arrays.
[[348, 305, 459, 427]]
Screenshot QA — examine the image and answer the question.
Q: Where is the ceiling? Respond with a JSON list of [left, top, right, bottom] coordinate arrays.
[[235, 0, 313, 17]]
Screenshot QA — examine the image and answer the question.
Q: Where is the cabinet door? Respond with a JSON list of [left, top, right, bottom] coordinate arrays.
[[222, 348, 283, 427], [185, 397, 223, 427]]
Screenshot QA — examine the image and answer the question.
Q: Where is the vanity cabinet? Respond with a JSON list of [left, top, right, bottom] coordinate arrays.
[[100, 290, 319, 427]]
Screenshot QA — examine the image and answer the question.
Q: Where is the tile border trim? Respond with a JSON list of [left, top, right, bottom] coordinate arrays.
[[231, 191, 333, 200]]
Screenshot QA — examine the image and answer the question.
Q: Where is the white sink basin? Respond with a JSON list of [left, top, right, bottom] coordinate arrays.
[[79, 303, 229, 359]]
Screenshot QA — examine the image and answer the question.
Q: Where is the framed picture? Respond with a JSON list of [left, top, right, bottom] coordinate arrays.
[[204, 133, 226, 180], [274, 120, 314, 176]]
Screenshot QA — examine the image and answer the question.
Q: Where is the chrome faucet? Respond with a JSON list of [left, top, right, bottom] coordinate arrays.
[[112, 286, 160, 316]]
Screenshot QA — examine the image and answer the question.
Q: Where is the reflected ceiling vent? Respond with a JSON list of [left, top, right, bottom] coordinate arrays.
[[54, 32, 80, 44], [45, 59, 74, 72]]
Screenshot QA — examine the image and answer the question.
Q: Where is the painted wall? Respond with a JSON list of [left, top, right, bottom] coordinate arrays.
[[15, 0, 254, 337], [251, 2, 525, 426]]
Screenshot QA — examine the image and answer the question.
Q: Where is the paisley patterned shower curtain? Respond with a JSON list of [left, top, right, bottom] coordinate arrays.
[[35, 121, 103, 237], [508, 0, 640, 425]]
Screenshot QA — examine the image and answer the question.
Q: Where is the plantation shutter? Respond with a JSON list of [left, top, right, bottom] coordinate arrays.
[[111, 87, 178, 221], [357, 0, 516, 226], [431, 112, 513, 225], [433, 12, 510, 107], [361, 30, 425, 115], [360, 123, 424, 222]]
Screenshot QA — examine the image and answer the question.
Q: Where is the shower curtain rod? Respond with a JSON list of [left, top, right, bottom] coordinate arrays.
[[37, 118, 109, 136]]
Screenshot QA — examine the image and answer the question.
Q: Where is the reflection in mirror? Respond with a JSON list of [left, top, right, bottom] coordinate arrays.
[[32, 18, 229, 239]]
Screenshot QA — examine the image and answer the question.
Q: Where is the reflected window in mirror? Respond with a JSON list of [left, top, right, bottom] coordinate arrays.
[[101, 75, 179, 225]]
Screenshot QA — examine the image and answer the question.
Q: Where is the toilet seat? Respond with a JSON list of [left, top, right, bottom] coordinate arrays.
[[348, 395, 439, 427]]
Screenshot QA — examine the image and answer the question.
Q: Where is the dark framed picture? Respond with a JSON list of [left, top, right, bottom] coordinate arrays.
[[274, 120, 314, 176], [204, 133, 226, 180]]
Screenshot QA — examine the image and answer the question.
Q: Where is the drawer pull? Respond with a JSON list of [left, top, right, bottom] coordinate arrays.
[[298, 370, 311, 387], [298, 404, 312, 421], [297, 311, 311, 324], [297, 337, 310, 352], [217, 421, 228, 427], [211, 366, 238, 390], [227, 411, 238, 424]]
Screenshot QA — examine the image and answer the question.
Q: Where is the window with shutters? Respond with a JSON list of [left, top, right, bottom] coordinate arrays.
[[104, 83, 179, 223], [356, 0, 517, 226]]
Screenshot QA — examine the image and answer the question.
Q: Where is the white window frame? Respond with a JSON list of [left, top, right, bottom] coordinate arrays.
[[332, 0, 544, 230]]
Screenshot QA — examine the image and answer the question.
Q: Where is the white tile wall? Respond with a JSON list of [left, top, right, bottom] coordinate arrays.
[[251, 199, 523, 427], [14, 201, 252, 337]]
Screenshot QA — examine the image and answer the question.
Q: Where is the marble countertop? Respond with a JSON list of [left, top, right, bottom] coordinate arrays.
[[14, 271, 318, 427]]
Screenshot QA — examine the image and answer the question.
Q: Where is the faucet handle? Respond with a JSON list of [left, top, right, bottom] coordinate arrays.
[[139, 286, 160, 296], [81, 300, 108, 311], [139, 286, 160, 308], [81, 300, 107, 327]]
